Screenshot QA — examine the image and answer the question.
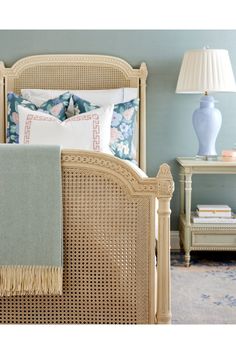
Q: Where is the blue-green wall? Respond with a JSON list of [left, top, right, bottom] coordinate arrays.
[[1, 30, 236, 229]]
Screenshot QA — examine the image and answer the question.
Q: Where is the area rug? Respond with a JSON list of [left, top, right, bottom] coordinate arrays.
[[171, 251, 236, 324]]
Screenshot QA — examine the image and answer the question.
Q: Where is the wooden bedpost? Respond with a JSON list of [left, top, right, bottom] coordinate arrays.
[[0, 62, 5, 143], [155, 164, 174, 324], [139, 62, 148, 173]]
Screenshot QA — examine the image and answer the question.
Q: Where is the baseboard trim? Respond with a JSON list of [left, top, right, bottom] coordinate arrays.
[[171, 231, 180, 250]]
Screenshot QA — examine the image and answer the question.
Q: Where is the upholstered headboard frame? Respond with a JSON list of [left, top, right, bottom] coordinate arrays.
[[0, 55, 148, 171]]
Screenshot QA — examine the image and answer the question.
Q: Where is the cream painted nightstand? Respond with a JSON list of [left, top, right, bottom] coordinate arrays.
[[176, 157, 236, 267]]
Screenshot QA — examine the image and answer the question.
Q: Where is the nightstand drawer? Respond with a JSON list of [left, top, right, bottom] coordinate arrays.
[[192, 233, 236, 247]]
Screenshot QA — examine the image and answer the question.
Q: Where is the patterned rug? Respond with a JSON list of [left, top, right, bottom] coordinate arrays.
[[171, 251, 236, 324]]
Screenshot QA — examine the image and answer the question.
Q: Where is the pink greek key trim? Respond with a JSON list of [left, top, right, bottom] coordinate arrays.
[[24, 114, 55, 144], [24, 113, 100, 150]]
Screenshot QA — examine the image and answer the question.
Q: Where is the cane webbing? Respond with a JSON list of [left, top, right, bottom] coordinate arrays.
[[12, 65, 132, 93], [0, 168, 151, 324]]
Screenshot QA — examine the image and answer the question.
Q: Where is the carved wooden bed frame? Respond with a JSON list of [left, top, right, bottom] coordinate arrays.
[[0, 55, 174, 324]]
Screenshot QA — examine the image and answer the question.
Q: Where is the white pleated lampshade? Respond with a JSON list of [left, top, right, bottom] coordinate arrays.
[[176, 49, 236, 93]]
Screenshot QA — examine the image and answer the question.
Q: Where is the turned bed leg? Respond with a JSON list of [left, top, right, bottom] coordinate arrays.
[[156, 197, 171, 324]]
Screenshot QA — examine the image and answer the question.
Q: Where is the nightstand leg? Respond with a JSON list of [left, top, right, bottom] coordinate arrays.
[[179, 238, 184, 251], [179, 170, 185, 251], [184, 173, 192, 267], [184, 252, 191, 267], [179, 225, 184, 251], [183, 226, 191, 266], [179, 169, 185, 214], [185, 174, 192, 224]]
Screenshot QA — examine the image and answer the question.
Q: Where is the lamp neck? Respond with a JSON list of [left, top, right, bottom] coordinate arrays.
[[200, 95, 215, 108]]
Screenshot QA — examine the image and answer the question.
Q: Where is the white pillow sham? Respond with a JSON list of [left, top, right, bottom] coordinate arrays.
[[18, 105, 114, 153], [21, 88, 138, 117], [21, 88, 138, 106]]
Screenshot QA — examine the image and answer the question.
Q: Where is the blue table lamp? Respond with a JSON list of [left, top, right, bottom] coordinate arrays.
[[176, 48, 236, 157]]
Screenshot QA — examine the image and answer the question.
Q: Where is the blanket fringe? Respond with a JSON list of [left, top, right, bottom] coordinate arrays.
[[0, 266, 62, 296]]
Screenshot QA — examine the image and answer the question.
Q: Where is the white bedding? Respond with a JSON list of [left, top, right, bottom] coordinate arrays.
[[123, 159, 147, 178], [21, 88, 138, 116], [20, 87, 143, 169], [18, 105, 114, 153]]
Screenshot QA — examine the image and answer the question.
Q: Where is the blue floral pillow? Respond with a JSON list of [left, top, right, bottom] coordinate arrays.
[[7, 92, 71, 143], [72, 95, 139, 160]]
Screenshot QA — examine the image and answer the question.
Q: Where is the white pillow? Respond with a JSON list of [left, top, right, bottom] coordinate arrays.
[[18, 105, 114, 153], [21, 88, 138, 117], [21, 88, 138, 106]]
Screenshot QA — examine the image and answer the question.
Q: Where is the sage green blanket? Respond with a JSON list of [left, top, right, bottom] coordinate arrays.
[[0, 145, 62, 295]]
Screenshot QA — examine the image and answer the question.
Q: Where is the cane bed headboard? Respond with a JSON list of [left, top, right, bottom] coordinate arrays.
[[0, 55, 148, 170]]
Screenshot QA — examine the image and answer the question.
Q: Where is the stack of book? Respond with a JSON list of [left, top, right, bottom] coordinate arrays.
[[192, 204, 236, 224]]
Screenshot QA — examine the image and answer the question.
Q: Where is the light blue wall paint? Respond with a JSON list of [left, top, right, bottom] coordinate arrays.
[[1, 30, 236, 229]]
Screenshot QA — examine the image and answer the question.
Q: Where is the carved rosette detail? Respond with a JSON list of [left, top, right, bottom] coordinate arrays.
[[156, 164, 175, 197], [157, 163, 172, 179]]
